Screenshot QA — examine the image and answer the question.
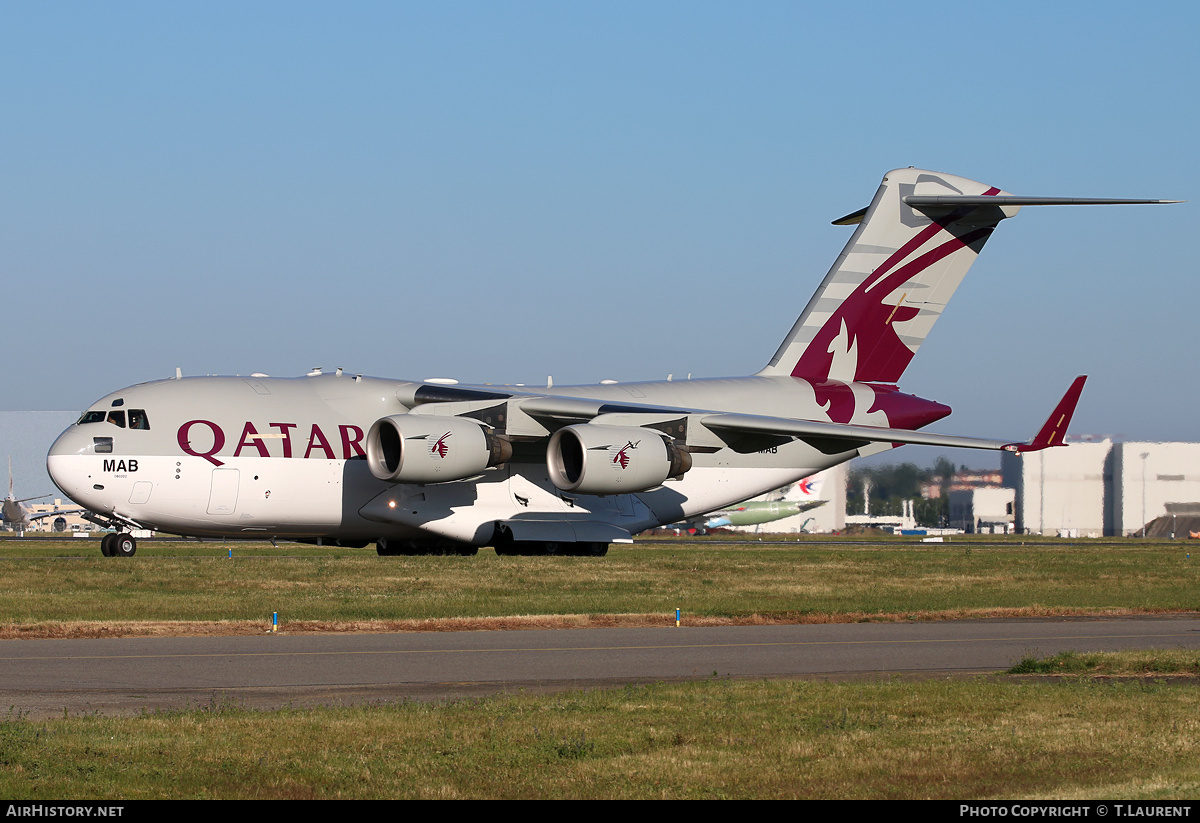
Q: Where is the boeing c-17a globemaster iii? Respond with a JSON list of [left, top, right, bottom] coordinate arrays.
[[46, 169, 1179, 557]]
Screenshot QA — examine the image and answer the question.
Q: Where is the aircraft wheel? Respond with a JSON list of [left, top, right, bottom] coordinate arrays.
[[586, 542, 609, 557], [100, 533, 117, 557], [540, 541, 561, 556], [113, 533, 137, 557], [491, 525, 516, 556], [376, 540, 398, 556], [455, 545, 479, 557]]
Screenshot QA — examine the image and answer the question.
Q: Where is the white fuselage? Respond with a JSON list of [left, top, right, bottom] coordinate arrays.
[[46, 372, 919, 545]]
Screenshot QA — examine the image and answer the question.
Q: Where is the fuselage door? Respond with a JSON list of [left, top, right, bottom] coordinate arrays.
[[129, 481, 153, 505], [207, 469, 240, 515]]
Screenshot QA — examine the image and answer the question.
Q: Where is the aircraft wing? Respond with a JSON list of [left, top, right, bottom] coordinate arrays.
[[698, 412, 1013, 454], [24, 507, 87, 521], [11, 495, 53, 504], [476, 376, 1088, 456]]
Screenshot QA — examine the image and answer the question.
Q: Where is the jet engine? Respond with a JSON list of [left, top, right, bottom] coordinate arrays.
[[546, 424, 691, 494], [366, 415, 511, 483]]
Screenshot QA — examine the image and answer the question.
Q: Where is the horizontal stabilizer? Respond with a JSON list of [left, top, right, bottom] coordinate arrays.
[[830, 206, 868, 226], [906, 195, 1182, 207]]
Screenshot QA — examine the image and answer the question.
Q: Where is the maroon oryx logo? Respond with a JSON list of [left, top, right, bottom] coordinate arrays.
[[613, 440, 639, 469], [431, 432, 451, 459]]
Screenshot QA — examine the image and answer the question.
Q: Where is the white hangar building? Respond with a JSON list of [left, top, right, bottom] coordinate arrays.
[[1001, 440, 1200, 537]]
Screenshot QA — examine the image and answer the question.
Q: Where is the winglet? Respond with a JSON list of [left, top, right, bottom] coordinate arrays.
[[1003, 376, 1087, 453]]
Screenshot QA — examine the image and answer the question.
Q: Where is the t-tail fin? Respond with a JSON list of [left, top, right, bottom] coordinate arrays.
[[759, 168, 1178, 384], [761, 169, 1013, 383]]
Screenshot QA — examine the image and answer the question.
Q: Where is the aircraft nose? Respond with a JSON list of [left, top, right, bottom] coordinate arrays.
[[46, 426, 97, 503]]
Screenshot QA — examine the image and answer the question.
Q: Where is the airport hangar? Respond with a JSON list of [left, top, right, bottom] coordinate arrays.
[[721, 439, 1200, 538]]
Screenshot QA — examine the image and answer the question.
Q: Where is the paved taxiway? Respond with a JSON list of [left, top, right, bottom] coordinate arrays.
[[2, 617, 1199, 718]]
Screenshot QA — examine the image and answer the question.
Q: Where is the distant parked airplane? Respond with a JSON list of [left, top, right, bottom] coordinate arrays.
[[2, 459, 82, 533], [684, 474, 827, 532], [691, 499, 825, 532]]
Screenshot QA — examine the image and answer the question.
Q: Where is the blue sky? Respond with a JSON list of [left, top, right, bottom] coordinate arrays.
[[3, 1, 1196, 465]]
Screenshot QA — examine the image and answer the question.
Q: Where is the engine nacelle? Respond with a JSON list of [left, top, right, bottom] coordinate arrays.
[[366, 414, 511, 483], [546, 424, 691, 494]]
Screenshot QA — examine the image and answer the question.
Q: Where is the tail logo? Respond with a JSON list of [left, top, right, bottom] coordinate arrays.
[[792, 187, 1001, 385]]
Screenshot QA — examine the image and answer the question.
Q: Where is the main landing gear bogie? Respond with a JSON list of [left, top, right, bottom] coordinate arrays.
[[374, 535, 609, 557], [493, 540, 608, 557], [490, 524, 609, 557], [100, 532, 137, 557], [376, 538, 478, 557]]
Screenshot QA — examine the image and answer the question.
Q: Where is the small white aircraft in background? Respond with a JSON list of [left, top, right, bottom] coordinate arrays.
[[2, 459, 83, 534], [46, 169, 1179, 557]]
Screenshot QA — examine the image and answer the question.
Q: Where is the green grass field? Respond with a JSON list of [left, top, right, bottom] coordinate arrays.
[[4, 665, 1200, 799], [1, 535, 1197, 635], [3, 535, 1200, 799]]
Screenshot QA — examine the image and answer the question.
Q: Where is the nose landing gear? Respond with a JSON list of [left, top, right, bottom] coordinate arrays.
[[100, 532, 137, 557]]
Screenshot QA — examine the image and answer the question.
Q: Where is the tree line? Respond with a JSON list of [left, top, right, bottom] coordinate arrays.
[[846, 457, 957, 527]]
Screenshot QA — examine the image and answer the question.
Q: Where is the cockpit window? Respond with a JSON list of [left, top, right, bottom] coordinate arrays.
[[78, 408, 149, 428]]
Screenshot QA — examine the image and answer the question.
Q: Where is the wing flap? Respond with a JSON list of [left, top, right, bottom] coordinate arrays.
[[701, 412, 1011, 453]]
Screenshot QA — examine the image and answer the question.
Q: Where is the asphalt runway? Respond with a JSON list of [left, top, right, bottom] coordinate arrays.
[[3, 616, 1200, 718]]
